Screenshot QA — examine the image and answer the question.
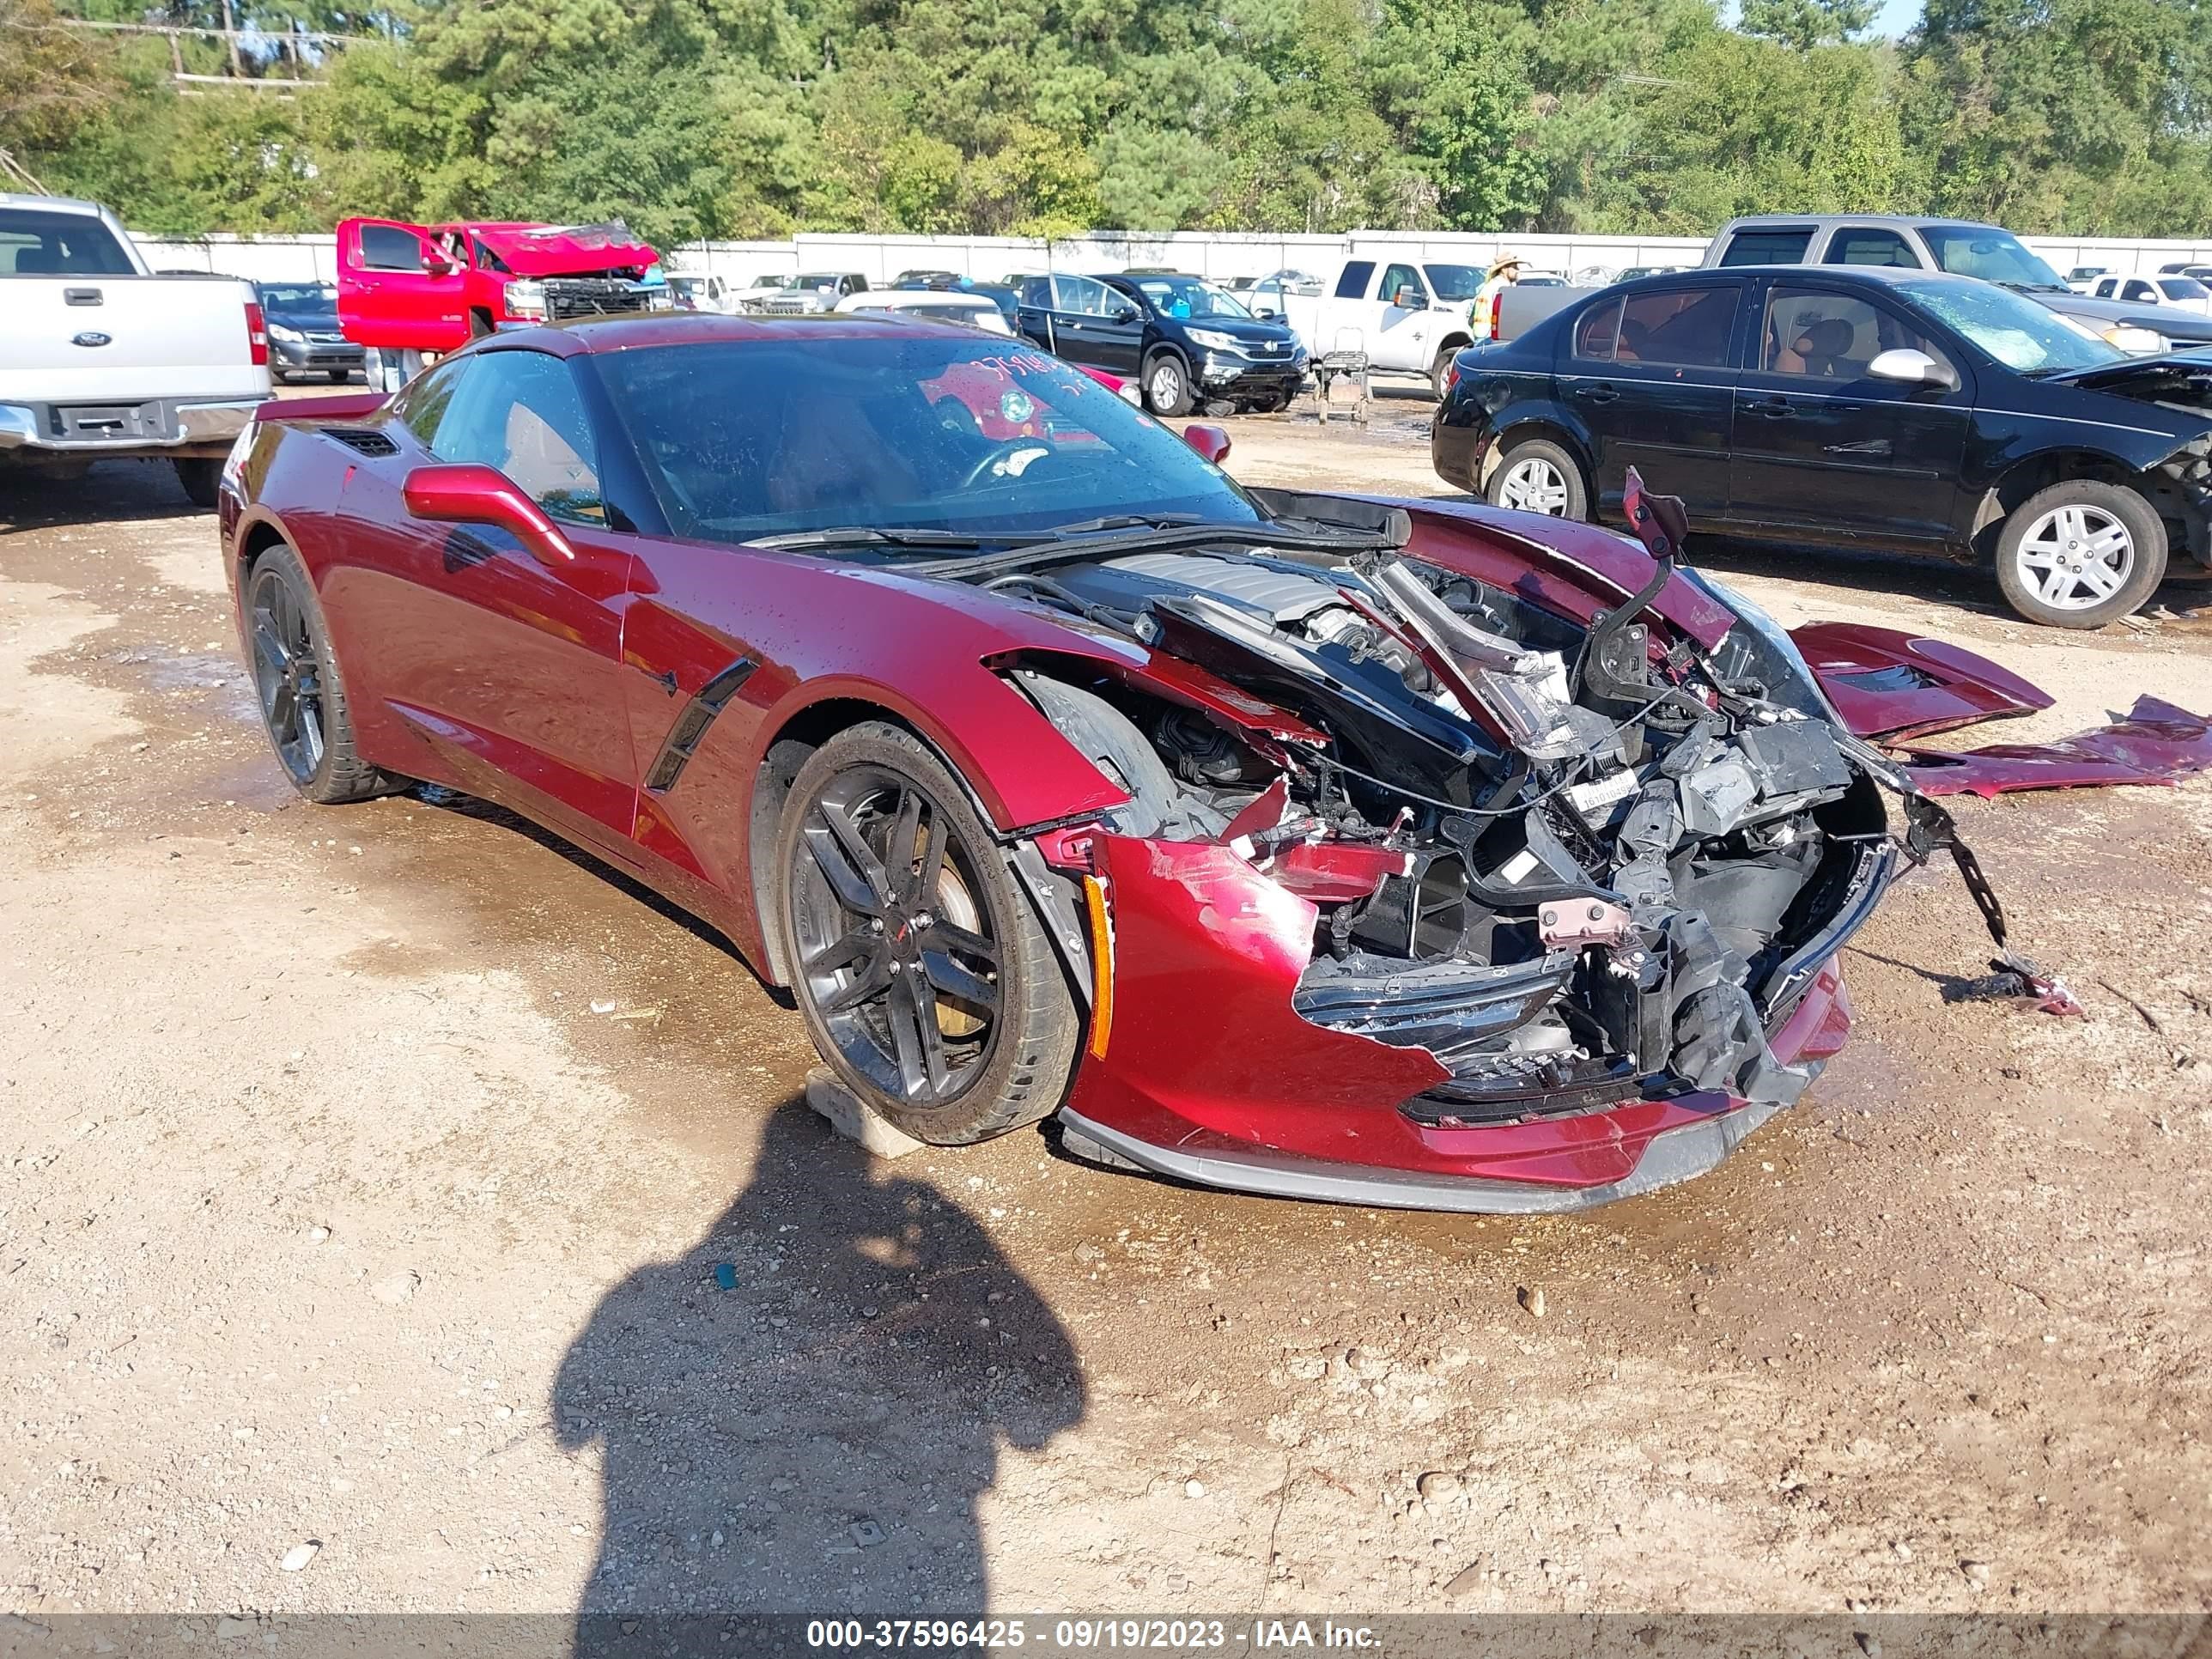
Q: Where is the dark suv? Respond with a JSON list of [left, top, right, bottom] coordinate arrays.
[[1014, 271, 1306, 416], [1435, 265, 2212, 628]]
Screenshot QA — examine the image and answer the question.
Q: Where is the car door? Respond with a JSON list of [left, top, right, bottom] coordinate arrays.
[[1727, 280, 1972, 545], [335, 217, 471, 352], [2122, 278, 2160, 307], [1373, 262, 1431, 371], [1052, 276, 1144, 375], [337, 347, 641, 847], [1555, 281, 1742, 522]]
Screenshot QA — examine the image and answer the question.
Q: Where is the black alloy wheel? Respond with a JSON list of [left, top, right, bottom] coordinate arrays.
[[778, 723, 1079, 1145], [248, 560, 330, 787], [243, 542, 399, 804]]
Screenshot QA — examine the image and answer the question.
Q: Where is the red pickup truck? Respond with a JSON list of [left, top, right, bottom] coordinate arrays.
[[336, 217, 663, 353]]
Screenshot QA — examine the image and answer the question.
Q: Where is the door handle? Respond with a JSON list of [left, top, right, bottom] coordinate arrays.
[[1577, 384, 1620, 404], [1744, 397, 1794, 419]]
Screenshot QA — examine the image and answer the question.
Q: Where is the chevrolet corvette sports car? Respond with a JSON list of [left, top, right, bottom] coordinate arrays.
[[222, 313, 2028, 1212]]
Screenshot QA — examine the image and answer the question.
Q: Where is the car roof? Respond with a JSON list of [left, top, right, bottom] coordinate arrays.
[[0, 192, 105, 216], [483, 312, 975, 356], [1611, 264, 1973, 289], [1718, 214, 2001, 232]]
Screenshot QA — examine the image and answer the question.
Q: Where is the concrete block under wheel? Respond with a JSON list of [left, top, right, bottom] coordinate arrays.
[[805, 1067, 927, 1160]]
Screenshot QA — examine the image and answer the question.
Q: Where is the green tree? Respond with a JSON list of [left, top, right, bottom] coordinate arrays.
[[1738, 0, 1876, 51]]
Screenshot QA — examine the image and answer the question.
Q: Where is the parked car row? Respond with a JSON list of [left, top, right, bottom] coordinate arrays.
[[1437, 263, 2212, 628]]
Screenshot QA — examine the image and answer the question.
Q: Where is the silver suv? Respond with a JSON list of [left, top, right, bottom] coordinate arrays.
[[1703, 216, 2212, 354]]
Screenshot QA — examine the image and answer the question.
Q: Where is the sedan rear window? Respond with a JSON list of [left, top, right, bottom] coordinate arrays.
[[1571, 300, 1622, 361], [1717, 228, 1814, 267], [1618, 288, 1739, 369]]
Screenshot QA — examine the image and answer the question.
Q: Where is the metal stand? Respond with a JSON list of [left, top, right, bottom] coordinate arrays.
[[1314, 349, 1370, 425]]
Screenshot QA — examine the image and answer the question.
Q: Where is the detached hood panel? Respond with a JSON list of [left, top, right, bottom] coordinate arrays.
[[1793, 623, 2052, 742]]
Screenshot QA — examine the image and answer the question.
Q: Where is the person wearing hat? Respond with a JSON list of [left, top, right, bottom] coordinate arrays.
[[1470, 252, 1525, 334]]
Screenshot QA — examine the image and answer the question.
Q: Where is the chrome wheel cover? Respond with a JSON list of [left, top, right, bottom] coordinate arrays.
[[2015, 503, 2134, 611], [1498, 456, 1571, 515]]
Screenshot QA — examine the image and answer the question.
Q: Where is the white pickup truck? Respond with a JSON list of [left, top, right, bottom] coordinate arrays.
[[0, 195, 271, 506], [1257, 257, 1487, 398]]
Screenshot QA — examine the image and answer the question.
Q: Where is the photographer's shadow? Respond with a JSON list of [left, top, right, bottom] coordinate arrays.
[[556, 1096, 1084, 1627]]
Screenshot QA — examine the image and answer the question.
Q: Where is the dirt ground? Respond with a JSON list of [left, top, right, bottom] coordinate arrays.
[[2, 408, 2209, 1627]]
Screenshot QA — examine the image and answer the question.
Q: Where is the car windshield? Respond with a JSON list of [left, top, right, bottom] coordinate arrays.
[[2161, 277, 2210, 299], [794, 273, 848, 289], [260, 283, 337, 308], [1423, 264, 1485, 302], [592, 337, 1262, 549], [1917, 225, 2069, 292], [1899, 278, 2124, 374], [1131, 276, 1253, 319]]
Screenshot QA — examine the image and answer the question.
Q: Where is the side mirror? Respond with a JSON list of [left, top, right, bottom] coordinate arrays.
[[1868, 347, 1958, 391], [403, 463, 574, 562], [1391, 287, 1422, 307], [1255, 306, 1281, 319], [1109, 305, 1139, 325], [1181, 422, 1232, 465], [422, 252, 455, 276]]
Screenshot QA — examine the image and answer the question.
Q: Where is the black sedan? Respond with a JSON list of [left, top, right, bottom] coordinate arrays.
[[1434, 266, 2212, 628], [255, 282, 365, 384]]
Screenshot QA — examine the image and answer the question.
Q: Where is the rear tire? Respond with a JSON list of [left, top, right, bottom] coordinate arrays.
[[1144, 352, 1194, 417], [775, 723, 1079, 1146], [174, 458, 222, 509], [1485, 437, 1588, 520], [1996, 479, 2166, 629], [244, 540, 405, 804]]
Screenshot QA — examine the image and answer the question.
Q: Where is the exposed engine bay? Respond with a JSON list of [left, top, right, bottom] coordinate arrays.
[[978, 479, 1944, 1123]]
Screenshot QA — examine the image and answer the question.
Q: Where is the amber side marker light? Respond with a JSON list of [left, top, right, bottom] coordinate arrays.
[[1082, 874, 1115, 1059]]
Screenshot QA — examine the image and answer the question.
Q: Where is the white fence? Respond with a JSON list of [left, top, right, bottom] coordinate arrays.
[[133, 226, 2212, 287]]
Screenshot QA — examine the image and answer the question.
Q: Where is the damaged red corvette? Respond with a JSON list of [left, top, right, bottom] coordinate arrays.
[[220, 314, 2096, 1212]]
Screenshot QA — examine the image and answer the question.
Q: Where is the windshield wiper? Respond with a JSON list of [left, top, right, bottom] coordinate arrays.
[[899, 515, 1401, 582], [1046, 512, 1208, 536], [747, 526, 1048, 554]]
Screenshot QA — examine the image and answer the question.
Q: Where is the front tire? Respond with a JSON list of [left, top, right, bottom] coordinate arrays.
[[245, 541, 404, 804], [174, 458, 222, 509], [776, 723, 1079, 1146], [1144, 352, 1194, 417], [1431, 344, 1462, 401], [1996, 479, 2167, 628], [1485, 437, 1588, 520]]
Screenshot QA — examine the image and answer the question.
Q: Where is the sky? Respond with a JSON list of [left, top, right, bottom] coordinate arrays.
[[1872, 0, 1923, 36]]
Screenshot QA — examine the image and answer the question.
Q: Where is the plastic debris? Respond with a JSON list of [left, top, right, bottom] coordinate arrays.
[[1945, 952, 2085, 1018], [712, 1262, 738, 1291]]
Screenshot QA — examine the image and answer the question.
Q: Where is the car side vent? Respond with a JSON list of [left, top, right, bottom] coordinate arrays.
[[322, 427, 399, 458]]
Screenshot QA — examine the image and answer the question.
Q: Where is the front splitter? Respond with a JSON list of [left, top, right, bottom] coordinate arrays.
[[1055, 1097, 1780, 1215]]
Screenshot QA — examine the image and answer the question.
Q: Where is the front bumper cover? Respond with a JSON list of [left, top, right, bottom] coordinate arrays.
[[1198, 354, 1308, 395], [1054, 830, 1871, 1213]]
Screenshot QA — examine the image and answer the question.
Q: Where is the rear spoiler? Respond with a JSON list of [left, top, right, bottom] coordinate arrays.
[[253, 391, 389, 424]]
